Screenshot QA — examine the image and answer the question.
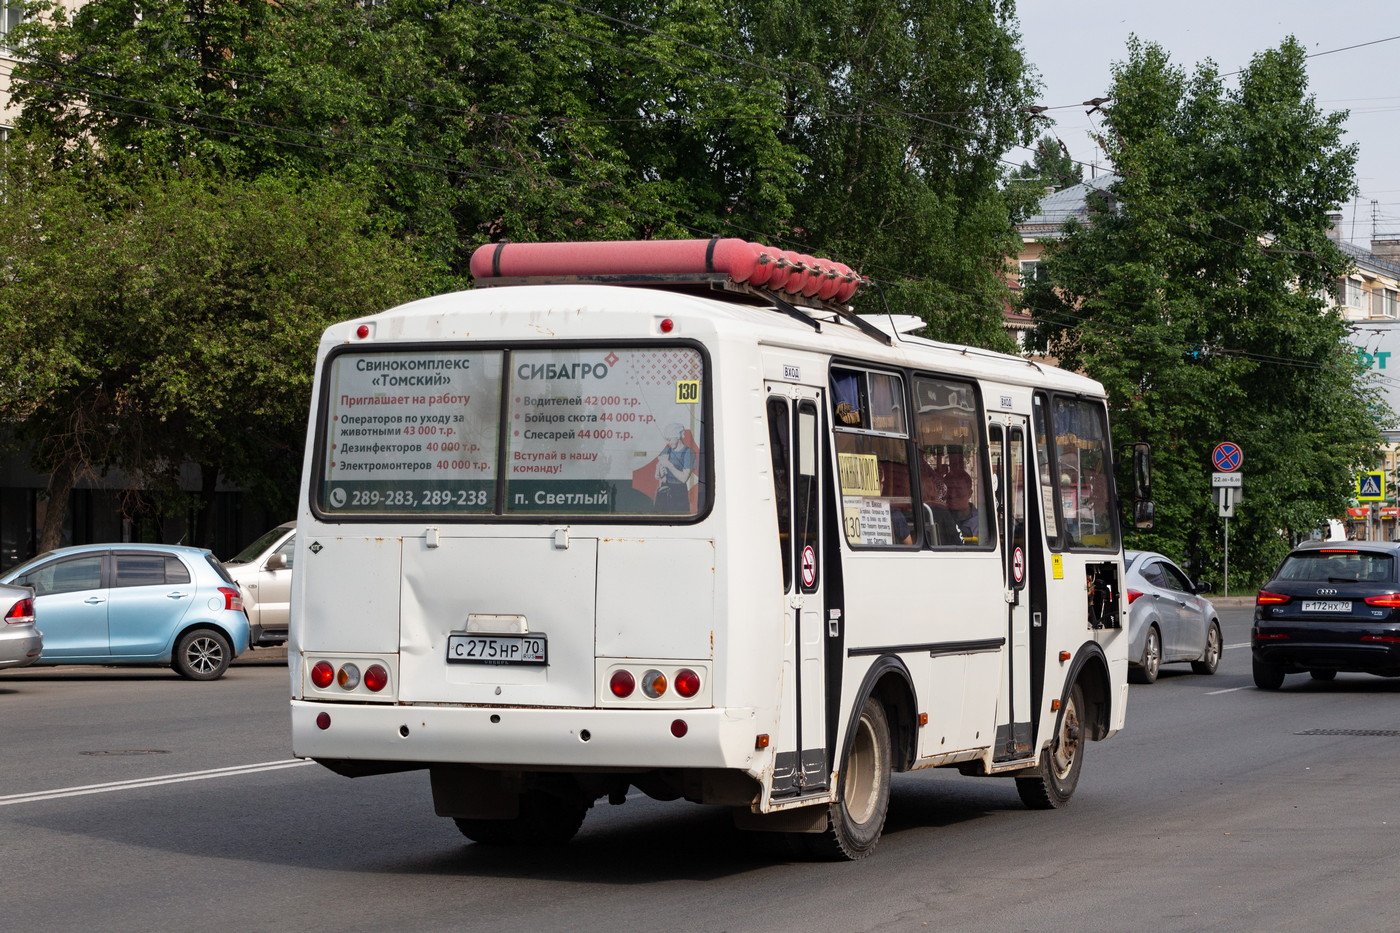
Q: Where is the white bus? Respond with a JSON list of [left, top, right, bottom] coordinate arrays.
[[290, 239, 1147, 860]]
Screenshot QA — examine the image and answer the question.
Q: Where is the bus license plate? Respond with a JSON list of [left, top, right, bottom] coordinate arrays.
[[446, 633, 548, 665], [1301, 600, 1351, 612]]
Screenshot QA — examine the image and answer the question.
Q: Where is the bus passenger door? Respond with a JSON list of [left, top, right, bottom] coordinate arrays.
[[766, 387, 829, 796], [991, 419, 1034, 761]]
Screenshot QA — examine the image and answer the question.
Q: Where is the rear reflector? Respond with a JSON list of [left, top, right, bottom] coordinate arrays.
[[1254, 633, 1290, 641], [1361, 634, 1400, 643]]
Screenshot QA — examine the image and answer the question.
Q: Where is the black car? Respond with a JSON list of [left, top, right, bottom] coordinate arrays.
[[1253, 541, 1400, 689]]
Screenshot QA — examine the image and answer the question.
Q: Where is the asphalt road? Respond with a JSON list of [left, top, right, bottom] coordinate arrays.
[[3, 604, 1400, 933]]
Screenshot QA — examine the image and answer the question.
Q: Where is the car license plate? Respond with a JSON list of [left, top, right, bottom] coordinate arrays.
[[1301, 600, 1351, 612], [446, 633, 547, 665]]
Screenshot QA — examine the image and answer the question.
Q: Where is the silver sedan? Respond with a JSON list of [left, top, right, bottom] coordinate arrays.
[[0, 581, 41, 670], [1125, 550, 1221, 684]]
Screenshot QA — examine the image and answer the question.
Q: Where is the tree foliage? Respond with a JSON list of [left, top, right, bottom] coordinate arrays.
[[13, 0, 1038, 349], [1006, 131, 1083, 218], [0, 151, 426, 550], [1023, 37, 1382, 585]]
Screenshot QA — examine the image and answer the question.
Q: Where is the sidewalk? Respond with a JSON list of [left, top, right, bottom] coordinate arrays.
[[237, 645, 289, 665]]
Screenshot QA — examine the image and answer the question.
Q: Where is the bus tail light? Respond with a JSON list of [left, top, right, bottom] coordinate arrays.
[[337, 663, 361, 690], [641, 670, 667, 698], [609, 670, 636, 698], [311, 660, 335, 688], [674, 669, 701, 698], [364, 664, 389, 692]]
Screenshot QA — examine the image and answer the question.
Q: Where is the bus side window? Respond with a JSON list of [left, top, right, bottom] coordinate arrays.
[[912, 376, 986, 547]]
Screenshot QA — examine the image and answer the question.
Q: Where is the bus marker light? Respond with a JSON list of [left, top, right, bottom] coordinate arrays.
[[755, 734, 770, 749], [311, 660, 335, 689], [609, 670, 635, 698], [918, 712, 928, 726], [675, 668, 700, 698], [356, 324, 370, 339], [1059, 651, 1071, 662], [337, 663, 361, 690], [1051, 699, 1061, 712], [365, 664, 389, 692], [670, 719, 688, 738], [316, 712, 331, 730], [642, 670, 667, 698], [659, 318, 675, 333]]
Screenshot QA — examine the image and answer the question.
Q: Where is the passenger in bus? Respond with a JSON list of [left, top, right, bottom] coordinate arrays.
[[946, 468, 979, 542], [919, 459, 962, 546], [653, 423, 695, 512]]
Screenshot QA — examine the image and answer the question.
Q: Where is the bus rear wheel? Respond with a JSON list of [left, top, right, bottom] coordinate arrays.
[[1016, 682, 1084, 810], [452, 791, 587, 846], [801, 696, 892, 861]]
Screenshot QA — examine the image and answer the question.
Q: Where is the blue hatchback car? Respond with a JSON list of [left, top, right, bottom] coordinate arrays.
[[0, 544, 251, 680]]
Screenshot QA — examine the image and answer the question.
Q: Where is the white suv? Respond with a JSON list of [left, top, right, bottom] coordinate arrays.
[[224, 522, 294, 647]]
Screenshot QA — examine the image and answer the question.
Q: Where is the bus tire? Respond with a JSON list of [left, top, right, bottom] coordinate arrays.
[[802, 696, 892, 861], [1016, 682, 1084, 810], [452, 791, 587, 846]]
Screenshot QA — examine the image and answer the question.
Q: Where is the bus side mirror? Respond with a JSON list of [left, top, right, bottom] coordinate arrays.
[[1132, 443, 1151, 500], [1131, 443, 1154, 530]]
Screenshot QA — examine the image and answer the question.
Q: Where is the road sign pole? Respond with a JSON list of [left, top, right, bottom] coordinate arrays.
[[1220, 515, 1232, 596]]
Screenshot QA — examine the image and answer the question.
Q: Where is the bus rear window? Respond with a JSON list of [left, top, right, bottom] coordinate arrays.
[[316, 345, 706, 519]]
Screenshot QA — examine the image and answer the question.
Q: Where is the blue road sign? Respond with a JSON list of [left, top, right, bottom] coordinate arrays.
[[1212, 442, 1243, 472], [1358, 471, 1386, 501]]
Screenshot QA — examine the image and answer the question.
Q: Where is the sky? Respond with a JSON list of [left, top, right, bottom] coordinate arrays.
[[1014, 1, 1400, 247]]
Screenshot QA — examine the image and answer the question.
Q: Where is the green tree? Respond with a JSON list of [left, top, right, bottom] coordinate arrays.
[[1023, 37, 1382, 585], [13, 0, 1037, 348], [0, 149, 427, 550], [1006, 132, 1084, 219]]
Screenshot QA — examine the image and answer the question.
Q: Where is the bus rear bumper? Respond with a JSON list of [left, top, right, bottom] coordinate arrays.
[[291, 700, 763, 772]]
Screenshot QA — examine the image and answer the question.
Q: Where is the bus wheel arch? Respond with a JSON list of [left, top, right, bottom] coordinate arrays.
[[799, 657, 913, 860]]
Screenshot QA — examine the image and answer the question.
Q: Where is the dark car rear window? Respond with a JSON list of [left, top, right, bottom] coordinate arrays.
[[1276, 551, 1394, 583]]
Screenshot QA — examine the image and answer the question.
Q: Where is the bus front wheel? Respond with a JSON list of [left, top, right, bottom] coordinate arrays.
[[1016, 682, 1084, 810], [802, 696, 892, 861]]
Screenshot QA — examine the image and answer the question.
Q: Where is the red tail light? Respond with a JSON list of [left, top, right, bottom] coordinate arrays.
[[4, 598, 34, 624], [364, 664, 389, 692], [674, 668, 701, 698], [1364, 594, 1400, 608], [1126, 588, 1144, 606], [1256, 590, 1291, 606], [311, 660, 335, 689], [1362, 634, 1400, 643], [609, 670, 635, 698], [218, 586, 243, 612]]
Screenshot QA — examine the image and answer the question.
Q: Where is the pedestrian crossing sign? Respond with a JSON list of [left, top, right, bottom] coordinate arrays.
[[1358, 471, 1386, 501]]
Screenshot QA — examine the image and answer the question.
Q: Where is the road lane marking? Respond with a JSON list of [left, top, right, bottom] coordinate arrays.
[[1225, 642, 1250, 650], [0, 759, 315, 807], [1208, 686, 1253, 695]]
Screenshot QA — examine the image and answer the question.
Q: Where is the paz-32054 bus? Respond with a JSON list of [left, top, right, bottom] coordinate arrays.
[[290, 239, 1148, 860]]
